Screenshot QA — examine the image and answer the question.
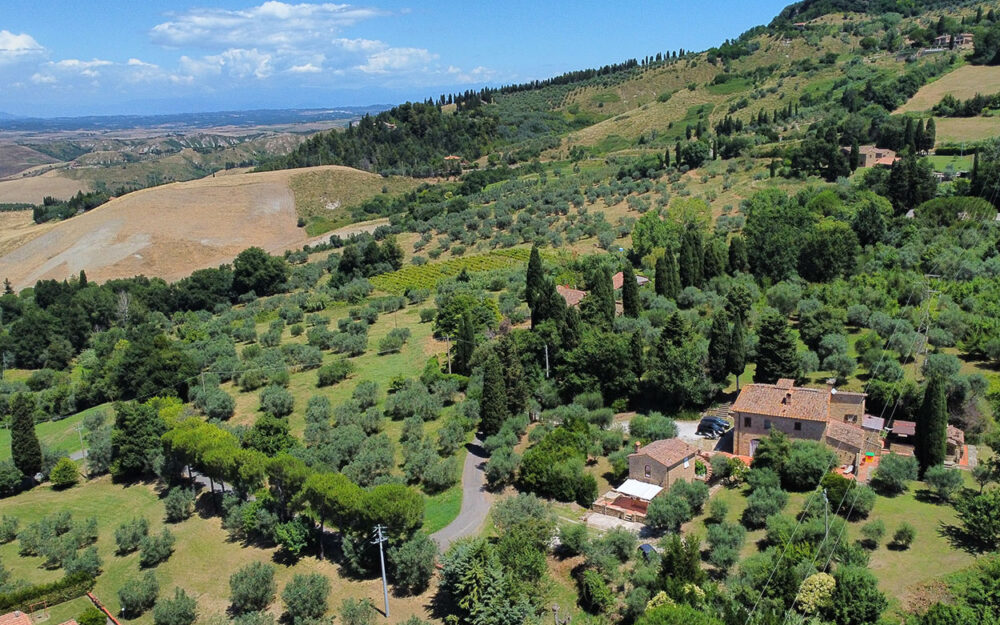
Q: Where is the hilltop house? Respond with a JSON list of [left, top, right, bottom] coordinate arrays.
[[934, 33, 974, 47], [612, 271, 650, 290], [732, 379, 881, 467]]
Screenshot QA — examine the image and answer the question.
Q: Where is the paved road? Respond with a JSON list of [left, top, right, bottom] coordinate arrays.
[[431, 437, 491, 551]]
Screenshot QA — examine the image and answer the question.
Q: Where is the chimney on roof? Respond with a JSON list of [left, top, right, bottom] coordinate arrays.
[[635, 441, 642, 453]]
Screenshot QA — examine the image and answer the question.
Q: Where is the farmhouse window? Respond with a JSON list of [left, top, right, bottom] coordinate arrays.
[[794, 422, 802, 431], [644, 465, 651, 479], [744, 417, 752, 427]]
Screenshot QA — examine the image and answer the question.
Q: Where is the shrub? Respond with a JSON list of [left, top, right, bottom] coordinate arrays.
[[139, 529, 176, 568], [419, 308, 436, 323], [485, 449, 520, 490], [317, 360, 354, 387], [795, 572, 835, 616], [0, 516, 19, 544], [0, 461, 24, 497], [259, 385, 294, 418], [559, 523, 589, 556], [230, 561, 276, 613], [387, 533, 438, 595], [0, 572, 95, 612], [163, 487, 195, 523], [629, 413, 678, 442], [742, 487, 788, 529], [860, 519, 885, 549], [707, 498, 728, 524], [281, 573, 330, 623], [891, 522, 916, 549], [782, 442, 837, 491], [924, 465, 963, 502], [670, 479, 709, 514], [340, 598, 375, 625], [115, 517, 150, 554], [152, 587, 197, 625], [578, 569, 614, 614], [118, 571, 159, 618], [274, 517, 312, 559], [871, 454, 918, 496], [65, 546, 102, 577], [49, 458, 79, 489], [645, 494, 691, 532], [78, 607, 106, 625]]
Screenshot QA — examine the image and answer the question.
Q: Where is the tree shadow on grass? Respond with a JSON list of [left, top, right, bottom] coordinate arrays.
[[913, 488, 949, 505], [938, 521, 992, 554]]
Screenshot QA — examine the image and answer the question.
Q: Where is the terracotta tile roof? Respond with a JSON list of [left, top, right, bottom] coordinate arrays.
[[0, 612, 33, 625], [731, 383, 830, 422], [862, 415, 884, 431], [825, 420, 867, 451], [891, 420, 916, 437], [556, 284, 587, 308], [611, 271, 649, 290], [630, 438, 697, 468]]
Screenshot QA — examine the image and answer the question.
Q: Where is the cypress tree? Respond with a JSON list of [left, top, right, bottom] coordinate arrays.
[[849, 140, 860, 171], [531, 277, 565, 329], [498, 335, 529, 417], [916, 376, 947, 476], [581, 265, 615, 329], [727, 312, 747, 390], [678, 227, 704, 288], [703, 238, 728, 281], [728, 236, 749, 273], [654, 254, 668, 297], [662, 251, 681, 299], [707, 310, 732, 383], [630, 331, 645, 379], [923, 118, 936, 152], [754, 311, 800, 384], [479, 352, 507, 437], [453, 312, 476, 375], [621, 263, 640, 318], [525, 246, 544, 310], [10, 392, 42, 478], [78, 270, 88, 288], [915, 119, 926, 154]]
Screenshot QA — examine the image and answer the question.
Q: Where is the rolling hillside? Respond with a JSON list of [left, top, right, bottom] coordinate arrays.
[[0, 165, 405, 289]]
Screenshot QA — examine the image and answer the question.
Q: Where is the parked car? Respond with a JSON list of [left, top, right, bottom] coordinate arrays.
[[697, 419, 727, 438], [701, 416, 731, 429]]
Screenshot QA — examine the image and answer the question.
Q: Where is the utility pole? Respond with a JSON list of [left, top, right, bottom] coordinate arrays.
[[445, 335, 452, 374], [822, 489, 830, 549], [372, 525, 390, 618], [544, 344, 550, 379]]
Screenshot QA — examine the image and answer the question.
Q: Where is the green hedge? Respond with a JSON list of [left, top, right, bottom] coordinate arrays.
[[0, 572, 95, 612]]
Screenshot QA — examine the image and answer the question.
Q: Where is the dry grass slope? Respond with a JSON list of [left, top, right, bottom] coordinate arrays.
[[896, 65, 1000, 113], [0, 165, 390, 290]]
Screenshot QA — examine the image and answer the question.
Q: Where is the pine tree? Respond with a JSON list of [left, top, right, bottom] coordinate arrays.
[[728, 236, 749, 273], [525, 246, 544, 310], [707, 310, 732, 383], [915, 376, 947, 476], [10, 392, 42, 478], [754, 312, 800, 384], [479, 353, 507, 437], [621, 264, 640, 318], [678, 227, 704, 288], [453, 312, 476, 375], [728, 312, 747, 390]]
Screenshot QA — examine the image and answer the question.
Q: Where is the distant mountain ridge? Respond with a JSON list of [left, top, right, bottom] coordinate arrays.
[[0, 106, 391, 132]]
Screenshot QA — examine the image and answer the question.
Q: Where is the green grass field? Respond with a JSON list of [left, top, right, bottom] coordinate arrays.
[[0, 478, 440, 624], [0, 404, 111, 462]]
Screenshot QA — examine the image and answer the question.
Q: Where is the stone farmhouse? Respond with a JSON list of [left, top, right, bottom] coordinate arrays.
[[732, 379, 882, 468]]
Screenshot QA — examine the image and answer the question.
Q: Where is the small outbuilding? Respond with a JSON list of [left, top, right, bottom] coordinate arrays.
[[628, 438, 698, 489]]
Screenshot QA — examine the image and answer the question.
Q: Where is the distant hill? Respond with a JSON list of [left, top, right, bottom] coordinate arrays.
[[0, 106, 388, 132]]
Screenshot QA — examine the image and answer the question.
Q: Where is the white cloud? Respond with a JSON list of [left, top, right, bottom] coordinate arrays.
[[0, 30, 45, 65], [151, 2, 383, 50], [288, 62, 322, 73], [127, 58, 159, 68], [358, 47, 436, 74], [30, 72, 55, 84], [447, 65, 496, 83], [179, 48, 273, 79]]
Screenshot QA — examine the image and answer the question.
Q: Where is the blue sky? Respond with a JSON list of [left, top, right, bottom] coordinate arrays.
[[0, 1, 790, 117]]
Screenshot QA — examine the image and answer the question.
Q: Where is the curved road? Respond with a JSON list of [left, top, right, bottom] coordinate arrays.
[[431, 437, 492, 551]]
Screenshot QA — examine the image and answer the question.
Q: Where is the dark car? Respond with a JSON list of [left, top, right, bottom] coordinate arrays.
[[697, 419, 728, 438], [702, 416, 731, 429]]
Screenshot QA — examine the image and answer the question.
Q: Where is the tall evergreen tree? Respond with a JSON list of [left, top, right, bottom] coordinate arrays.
[[78, 270, 88, 288], [915, 375, 947, 476], [531, 278, 565, 329], [580, 265, 614, 329], [728, 312, 747, 390], [621, 264, 640, 318], [479, 353, 507, 437], [453, 312, 476, 375], [525, 246, 544, 310], [754, 312, 800, 384], [678, 227, 704, 288], [497, 336, 529, 417], [923, 118, 936, 152], [915, 119, 926, 154], [629, 331, 645, 380], [707, 310, 732, 383], [849, 140, 860, 171], [10, 392, 41, 479], [703, 238, 728, 281], [728, 236, 749, 274]]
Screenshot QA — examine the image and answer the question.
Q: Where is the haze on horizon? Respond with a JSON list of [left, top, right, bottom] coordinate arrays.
[[0, 0, 788, 118]]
